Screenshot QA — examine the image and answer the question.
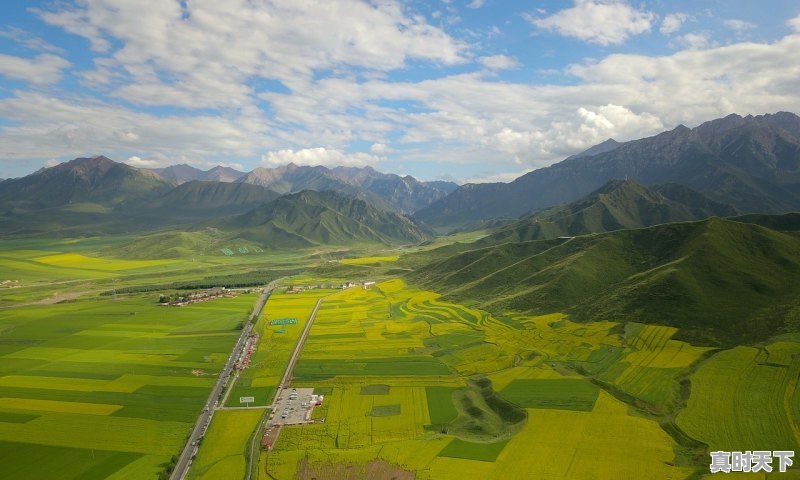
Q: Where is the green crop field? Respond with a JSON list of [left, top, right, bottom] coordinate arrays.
[[437, 438, 509, 462], [676, 345, 800, 452], [0, 239, 268, 479], [256, 280, 698, 479], [1, 235, 795, 480], [500, 378, 600, 411], [223, 289, 335, 408], [188, 409, 265, 480]]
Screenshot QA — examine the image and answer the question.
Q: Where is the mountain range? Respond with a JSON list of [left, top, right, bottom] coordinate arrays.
[[2, 111, 800, 251], [210, 190, 430, 248], [0, 155, 172, 211], [139, 180, 280, 219], [0, 156, 453, 237], [150, 164, 245, 184], [482, 179, 738, 244], [236, 163, 457, 214], [415, 111, 800, 229]]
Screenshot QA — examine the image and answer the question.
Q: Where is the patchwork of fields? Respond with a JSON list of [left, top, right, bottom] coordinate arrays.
[[3, 239, 798, 480], [255, 281, 703, 479], [0, 290, 254, 479]]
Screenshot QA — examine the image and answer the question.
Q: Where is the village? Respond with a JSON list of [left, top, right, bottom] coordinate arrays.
[[158, 288, 237, 307], [284, 280, 375, 294]]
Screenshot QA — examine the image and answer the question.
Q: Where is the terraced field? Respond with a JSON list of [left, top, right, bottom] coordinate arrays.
[[257, 281, 693, 479]]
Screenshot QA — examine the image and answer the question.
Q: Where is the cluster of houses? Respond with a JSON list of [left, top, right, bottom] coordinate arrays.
[[341, 281, 376, 290], [158, 288, 236, 307], [285, 281, 377, 294]]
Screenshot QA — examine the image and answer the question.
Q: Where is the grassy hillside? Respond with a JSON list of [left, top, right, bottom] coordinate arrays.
[[408, 217, 800, 345], [102, 231, 220, 259], [139, 180, 279, 218], [213, 190, 431, 248], [0, 156, 172, 211], [484, 179, 737, 243]]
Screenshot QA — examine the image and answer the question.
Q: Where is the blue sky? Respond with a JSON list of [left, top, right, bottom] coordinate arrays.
[[1, 0, 799, 182]]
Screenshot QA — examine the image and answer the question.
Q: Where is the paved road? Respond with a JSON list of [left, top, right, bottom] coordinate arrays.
[[278, 298, 323, 391], [170, 287, 273, 480], [244, 297, 324, 480]]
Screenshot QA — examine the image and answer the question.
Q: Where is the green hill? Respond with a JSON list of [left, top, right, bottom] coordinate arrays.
[[0, 156, 172, 211], [0, 156, 175, 236], [105, 231, 220, 259], [139, 180, 280, 218], [213, 190, 431, 248], [408, 217, 800, 345], [729, 212, 800, 232], [484, 179, 737, 243]]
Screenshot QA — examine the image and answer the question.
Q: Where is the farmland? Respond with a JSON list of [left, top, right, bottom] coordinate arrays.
[[255, 281, 696, 479], [2, 236, 798, 480], [0, 239, 273, 479], [187, 409, 265, 480]]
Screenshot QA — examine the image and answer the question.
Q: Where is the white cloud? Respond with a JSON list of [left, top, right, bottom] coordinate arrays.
[[34, 0, 467, 109], [32, 6, 111, 52], [660, 13, 690, 35], [677, 32, 714, 50], [467, 0, 486, 8], [527, 0, 654, 45], [2, 3, 800, 180], [261, 148, 380, 168], [478, 54, 520, 70], [723, 19, 756, 34], [464, 171, 524, 184], [0, 91, 269, 160], [125, 156, 161, 168], [0, 53, 69, 85], [0, 27, 64, 54], [44, 159, 60, 168], [370, 143, 389, 154], [790, 16, 800, 33]]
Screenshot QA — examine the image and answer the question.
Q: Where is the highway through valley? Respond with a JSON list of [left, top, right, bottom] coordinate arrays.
[[170, 287, 273, 480]]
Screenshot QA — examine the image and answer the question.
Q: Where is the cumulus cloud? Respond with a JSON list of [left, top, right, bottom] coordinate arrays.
[[660, 13, 690, 35], [527, 0, 654, 45], [478, 55, 520, 70], [33, 0, 467, 109], [467, 0, 486, 8], [261, 148, 379, 168], [0, 53, 69, 85], [2, 1, 800, 180]]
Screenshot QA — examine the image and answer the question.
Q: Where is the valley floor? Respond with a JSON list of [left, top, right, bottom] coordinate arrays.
[[0, 240, 797, 479]]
